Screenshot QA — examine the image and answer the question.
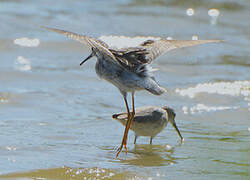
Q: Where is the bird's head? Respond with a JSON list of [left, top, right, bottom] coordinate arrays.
[[162, 106, 184, 141], [162, 106, 176, 122], [80, 48, 96, 66]]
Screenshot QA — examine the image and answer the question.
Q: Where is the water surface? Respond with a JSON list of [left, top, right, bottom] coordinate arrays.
[[0, 0, 249, 179]]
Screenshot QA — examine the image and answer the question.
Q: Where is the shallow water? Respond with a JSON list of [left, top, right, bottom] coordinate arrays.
[[0, 0, 250, 179]]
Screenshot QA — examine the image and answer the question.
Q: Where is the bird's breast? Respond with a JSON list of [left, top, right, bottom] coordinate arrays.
[[95, 58, 122, 80], [95, 58, 145, 92]]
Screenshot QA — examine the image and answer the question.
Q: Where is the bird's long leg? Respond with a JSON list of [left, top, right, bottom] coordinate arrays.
[[116, 93, 130, 157], [134, 134, 138, 145], [150, 137, 153, 145], [116, 92, 135, 158]]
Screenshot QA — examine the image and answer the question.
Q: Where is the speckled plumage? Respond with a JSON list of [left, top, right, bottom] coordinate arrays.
[[112, 106, 183, 144]]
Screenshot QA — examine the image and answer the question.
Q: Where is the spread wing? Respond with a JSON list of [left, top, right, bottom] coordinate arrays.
[[110, 38, 223, 75], [110, 47, 149, 73], [42, 26, 117, 61], [43, 27, 223, 75], [140, 39, 224, 63]]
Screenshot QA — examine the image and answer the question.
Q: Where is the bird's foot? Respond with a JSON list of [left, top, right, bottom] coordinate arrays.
[[124, 144, 128, 153], [116, 145, 122, 158], [116, 141, 128, 158]]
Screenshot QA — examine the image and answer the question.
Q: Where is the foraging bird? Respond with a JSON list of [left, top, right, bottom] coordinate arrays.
[[43, 26, 222, 157], [112, 106, 183, 145]]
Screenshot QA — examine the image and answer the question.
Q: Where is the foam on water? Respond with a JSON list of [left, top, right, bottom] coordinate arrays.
[[178, 81, 250, 113], [182, 104, 239, 114], [176, 81, 250, 98]]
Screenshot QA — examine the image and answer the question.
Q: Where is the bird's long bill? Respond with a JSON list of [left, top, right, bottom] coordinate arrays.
[[172, 122, 184, 141], [80, 53, 93, 66]]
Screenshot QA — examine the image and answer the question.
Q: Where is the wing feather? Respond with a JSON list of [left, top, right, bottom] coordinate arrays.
[[141, 39, 223, 62], [43, 27, 223, 74], [42, 26, 117, 61]]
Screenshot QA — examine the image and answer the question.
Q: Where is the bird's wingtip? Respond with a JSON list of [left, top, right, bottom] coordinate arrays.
[[214, 39, 224, 43], [40, 26, 57, 33], [40, 26, 50, 30], [40, 26, 65, 34], [196, 39, 224, 43]]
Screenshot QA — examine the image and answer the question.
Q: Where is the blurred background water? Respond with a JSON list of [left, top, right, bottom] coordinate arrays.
[[0, 0, 249, 179]]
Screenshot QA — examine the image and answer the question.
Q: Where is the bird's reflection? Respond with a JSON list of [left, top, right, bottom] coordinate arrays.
[[115, 143, 183, 167]]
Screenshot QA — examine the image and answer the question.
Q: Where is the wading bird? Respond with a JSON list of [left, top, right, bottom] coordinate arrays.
[[43, 26, 222, 157], [112, 106, 183, 145]]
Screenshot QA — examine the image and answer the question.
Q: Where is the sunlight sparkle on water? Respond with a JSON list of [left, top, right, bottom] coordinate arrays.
[[165, 144, 172, 150], [208, 8, 220, 25], [182, 106, 189, 114], [14, 56, 31, 71], [7, 158, 16, 163], [0, 96, 9, 103], [192, 35, 199, 40], [208, 8, 220, 17], [14, 37, 40, 47], [6, 146, 17, 151], [186, 8, 194, 16]]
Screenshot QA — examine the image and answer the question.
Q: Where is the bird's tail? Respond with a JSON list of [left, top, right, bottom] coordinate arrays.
[[144, 78, 166, 95]]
